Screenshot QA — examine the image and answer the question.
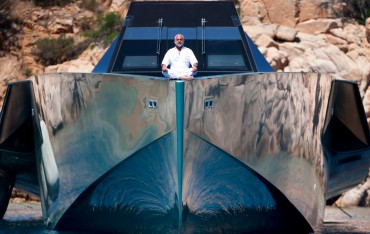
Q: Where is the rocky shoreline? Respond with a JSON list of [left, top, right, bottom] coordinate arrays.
[[10, 189, 39, 203]]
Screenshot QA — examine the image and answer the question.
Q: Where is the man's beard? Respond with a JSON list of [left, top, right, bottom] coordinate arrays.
[[175, 41, 184, 47]]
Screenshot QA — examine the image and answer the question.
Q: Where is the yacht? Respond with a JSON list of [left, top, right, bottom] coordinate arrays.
[[0, 1, 369, 233]]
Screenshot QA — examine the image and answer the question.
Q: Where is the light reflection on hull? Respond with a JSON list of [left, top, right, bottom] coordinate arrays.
[[55, 130, 312, 233], [56, 132, 179, 233], [1, 71, 368, 233], [182, 131, 312, 233]]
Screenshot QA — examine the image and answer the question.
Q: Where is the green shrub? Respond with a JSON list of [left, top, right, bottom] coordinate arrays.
[[358, 8, 370, 25], [83, 12, 121, 46], [23, 67, 33, 77], [34, 35, 73, 65], [33, 35, 90, 66], [79, 0, 98, 12], [77, 17, 94, 31]]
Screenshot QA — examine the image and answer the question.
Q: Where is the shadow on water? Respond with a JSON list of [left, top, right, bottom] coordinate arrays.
[[2, 202, 370, 233]]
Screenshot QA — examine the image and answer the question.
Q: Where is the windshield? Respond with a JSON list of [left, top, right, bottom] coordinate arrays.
[[111, 27, 254, 74]]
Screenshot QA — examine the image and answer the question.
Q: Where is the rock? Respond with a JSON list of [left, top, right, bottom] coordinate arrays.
[[346, 51, 370, 80], [0, 55, 23, 82], [255, 34, 279, 48], [299, 1, 328, 22], [0, 55, 24, 109], [336, 185, 367, 207], [49, 18, 73, 34], [264, 47, 288, 71], [11, 188, 39, 202], [325, 34, 348, 52], [263, 0, 298, 27], [307, 49, 338, 74], [295, 32, 327, 48], [275, 25, 298, 41], [330, 28, 347, 41], [109, 0, 129, 17], [242, 24, 277, 41], [296, 18, 341, 35], [321, 44, 361, 81], [365, 18, 370, 43], [336, 169, 370, 207], [343, 22, 367, 45], [239, 0, 268, 25]]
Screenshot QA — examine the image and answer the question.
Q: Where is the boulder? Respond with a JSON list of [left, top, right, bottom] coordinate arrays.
[[0, 55, 24, 109], [336, 169, 370, 207], [336, 185, 367, 207], [239, 0, 268, 25], [255, 34, 279, 48], [299, 0, 327, 22], [264, 47, 288, 71], [308, 56, 338, 75], [275, 25, 298, 42], [0, 55, 23, 82], [325, 34, 348, 52], [49, 18, 74, 34], [329, 28, 347, 40], [242, 24, 277, 41], [296, 18, 341, 35], [263, 0, 298, 27], [321, 44, 361, 81], [343, 22, 367, 45], [295, 32, 326, 47]]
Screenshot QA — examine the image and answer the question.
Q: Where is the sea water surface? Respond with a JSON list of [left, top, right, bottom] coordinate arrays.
[[1, 202, 370, 233]]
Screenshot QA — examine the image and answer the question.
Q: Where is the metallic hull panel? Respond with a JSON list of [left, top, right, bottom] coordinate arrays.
[[30, 73, 176, 227], [184, 72, 332, 228], [0, 72, 365, 232]]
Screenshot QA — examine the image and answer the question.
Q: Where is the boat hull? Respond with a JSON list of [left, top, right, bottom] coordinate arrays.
[[0, 72, 367, 233]]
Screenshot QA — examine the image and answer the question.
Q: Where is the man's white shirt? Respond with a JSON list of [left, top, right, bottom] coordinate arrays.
[[162, 46, 198, 78]]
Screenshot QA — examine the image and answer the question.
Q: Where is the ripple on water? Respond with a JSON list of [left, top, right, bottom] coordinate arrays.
[[1, 202, 370, 233]]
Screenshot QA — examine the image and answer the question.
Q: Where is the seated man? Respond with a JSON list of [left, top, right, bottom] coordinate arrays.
[[161, 34, 198, 80]]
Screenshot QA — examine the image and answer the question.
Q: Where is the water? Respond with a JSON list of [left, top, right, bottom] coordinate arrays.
[[1, 202, 370, 233], [317, 206, 370, 234]]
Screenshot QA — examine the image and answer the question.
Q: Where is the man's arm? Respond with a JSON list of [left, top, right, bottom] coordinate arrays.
[[191, 63, 198, 72], [161, 50, 171, 71], [188, 48, 198, 72]]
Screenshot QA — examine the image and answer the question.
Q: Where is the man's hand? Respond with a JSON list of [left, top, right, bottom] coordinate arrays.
[[191, 65, 198, 72], [162, 64, 168, 72], [179, 75, 194, 80]]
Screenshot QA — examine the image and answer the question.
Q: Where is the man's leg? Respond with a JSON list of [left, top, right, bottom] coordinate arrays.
[[162, 71, 171, 78]]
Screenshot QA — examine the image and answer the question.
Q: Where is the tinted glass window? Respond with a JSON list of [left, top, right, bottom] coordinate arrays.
[[111, 26, 253, 73], [201, 27, 252, 71], [208, 55, 245, 67], [112, 27, 161, 72]]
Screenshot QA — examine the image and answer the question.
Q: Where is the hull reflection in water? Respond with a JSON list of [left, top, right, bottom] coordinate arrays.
[[56, 132, 180, 233], [0, 1, 370, 233], [182, 132, 311, 233]]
